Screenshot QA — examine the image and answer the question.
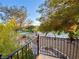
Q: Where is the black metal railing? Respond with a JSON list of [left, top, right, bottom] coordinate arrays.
[[0, 35, 79, 59], [0, 39, 38, 59], [39, 36, 79, 59]]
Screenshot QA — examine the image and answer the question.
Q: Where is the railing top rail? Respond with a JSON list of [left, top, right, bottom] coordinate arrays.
[[39, 36, 79, 40]]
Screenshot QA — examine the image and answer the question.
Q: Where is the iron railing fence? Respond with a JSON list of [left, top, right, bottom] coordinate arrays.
[[0, 39, 37, 59], [39, 36, 79, 59], [0, 35, 79, 59]]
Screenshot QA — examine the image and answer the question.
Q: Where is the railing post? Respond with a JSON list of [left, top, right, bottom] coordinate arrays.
[[0, 54, 2, 59], [37, 34, 39, 55]]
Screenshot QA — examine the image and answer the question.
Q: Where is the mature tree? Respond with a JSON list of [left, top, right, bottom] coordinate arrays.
[[0, 6, 26, 27], [38, 0, 79, 40]]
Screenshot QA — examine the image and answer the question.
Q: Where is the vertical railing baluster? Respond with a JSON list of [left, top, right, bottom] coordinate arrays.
[[75, 39, 78, 59], [61, 38, 63, 57], [25, 45, 27, 59], [54, 37, 56, 55], [41, 36, 43, 53], [52, 37, 53, 56], [39, 36, 40, 53], [58, 38, 60, 57], [40, 36, 41, 54], [69, 41, 72, 59], [66, 39, 69, 57], [21, 48, 23, 59], [46, 37, 49, 55], [63, 38, 65, 54], [73, 40, 76, 59], [62, 39, 64, 53], [11, 56, 13, 59], [0, 54, 2, 59], [59, 38, 62, 52], [48, 37, 50, 54], [16, 52, 19, 59], [37, 35, 39, 55]]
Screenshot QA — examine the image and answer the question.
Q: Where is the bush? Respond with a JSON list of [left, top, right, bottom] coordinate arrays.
[[0, 19, 20, 57]]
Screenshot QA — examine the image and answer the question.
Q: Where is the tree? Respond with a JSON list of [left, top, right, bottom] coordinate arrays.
[[38, 0, 79, 40], [0, 6, 26, 27], [0, 6, 27, 56]]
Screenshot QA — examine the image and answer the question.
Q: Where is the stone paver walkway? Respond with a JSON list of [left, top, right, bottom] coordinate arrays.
[[36, 54, 60, 59]]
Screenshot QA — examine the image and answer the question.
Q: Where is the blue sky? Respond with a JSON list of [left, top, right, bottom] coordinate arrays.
[[0, 0, 44, 25]]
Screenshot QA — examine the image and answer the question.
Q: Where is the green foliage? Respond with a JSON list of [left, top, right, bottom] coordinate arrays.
[[25, 49, 34, 59], [0, 6, 27, 57], [11, 48, 34, 59], [38, 0, 79, 38], [0, 20, 20, 57]]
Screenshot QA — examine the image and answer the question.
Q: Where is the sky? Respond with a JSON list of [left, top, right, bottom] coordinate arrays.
[[0, 0, 44, 25]]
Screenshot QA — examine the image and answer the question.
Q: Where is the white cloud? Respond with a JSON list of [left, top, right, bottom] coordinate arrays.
[[32, 21, 41, 26]]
